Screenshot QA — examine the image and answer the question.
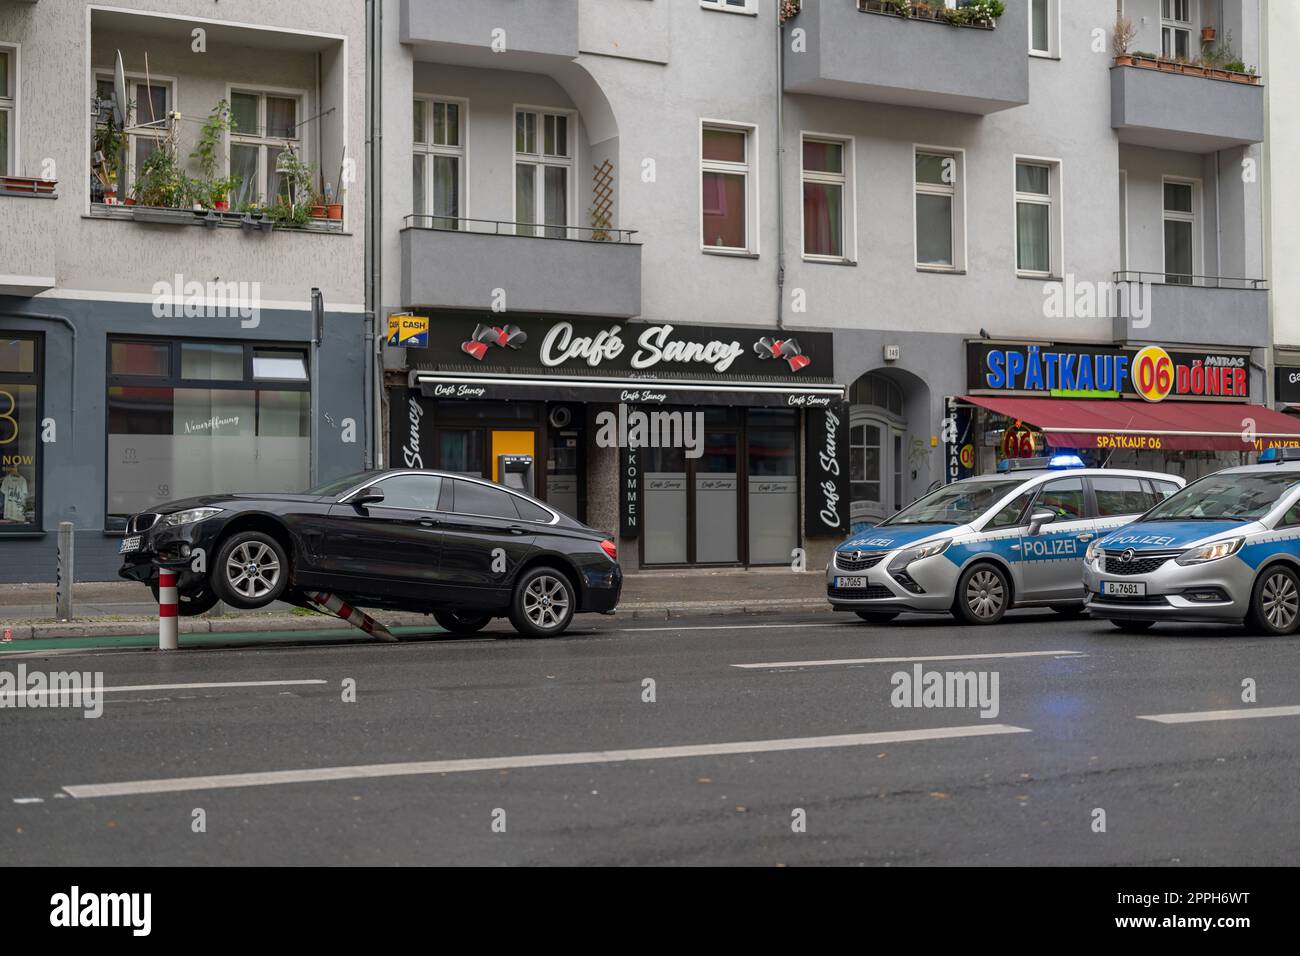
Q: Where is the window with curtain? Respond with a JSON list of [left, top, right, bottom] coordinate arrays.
[[702, 125, 751, 252], [413, 98, 464, 230], [802, 138, 846, 259], [1015, 161, 1053, 276], [515, 109, 571, 238], [229, 89, 303, 209], [915, 150, 958, 268], [850, 423, 882, 509], [1163, 180, 1195, 285], [1030, 0, 1051, 53]]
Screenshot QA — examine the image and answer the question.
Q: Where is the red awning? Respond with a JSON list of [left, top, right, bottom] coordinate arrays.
[[960, 395, 1300, 452]]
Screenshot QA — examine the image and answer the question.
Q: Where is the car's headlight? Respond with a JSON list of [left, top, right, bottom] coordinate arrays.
[[1175, 536, 1245, 566], [1085, 539, 1104, 564], [888, 538, 951, 572], [162, 507, 223, 527]]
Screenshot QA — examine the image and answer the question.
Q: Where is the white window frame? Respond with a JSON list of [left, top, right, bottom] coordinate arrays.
[[700, 0, 757, 14], [800, 132, 855, 263], [413, 94, 468, 228], [1013, 155, 1063, 279], [0, 42, 17, 177], [1028, 0, 1060, 57], [1161, 0, 1192, 60], [700, 119, 759, 256], [512, 104, 575, 238], [913, 144, 966, 272], [226, 84, 309, 208], [93, 69, 177, 198], [1161, 175, 1201, 285]]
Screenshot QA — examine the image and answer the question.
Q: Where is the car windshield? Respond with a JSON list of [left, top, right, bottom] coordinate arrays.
[[1141, 472, 1300, 521], [882, 479, 1024, 526], [302, 471, 377, 497]]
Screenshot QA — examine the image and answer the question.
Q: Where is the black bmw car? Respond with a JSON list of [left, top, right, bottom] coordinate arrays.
[[118, 469, 622, 638]]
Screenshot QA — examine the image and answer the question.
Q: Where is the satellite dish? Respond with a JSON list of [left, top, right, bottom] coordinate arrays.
[[112, 50, 127, 129]]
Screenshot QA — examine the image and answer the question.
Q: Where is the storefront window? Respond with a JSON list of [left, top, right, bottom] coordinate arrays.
[[0, 334, 40, 530], [696, 414, 739, 563], [747, 409, 798, 565], [643, 444, 688, 565], [106, 338, 309, 523]]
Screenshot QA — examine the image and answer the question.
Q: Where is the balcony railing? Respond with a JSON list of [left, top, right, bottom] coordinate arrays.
[[1115, 270, 1267, 291], [404, 214, 637, 244]]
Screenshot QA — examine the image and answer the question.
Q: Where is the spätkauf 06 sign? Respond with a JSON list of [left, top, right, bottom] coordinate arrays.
[[966, 342, 1249, 403]]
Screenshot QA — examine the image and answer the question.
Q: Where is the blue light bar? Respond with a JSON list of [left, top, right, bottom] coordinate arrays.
[[1259, 447, 1300, 463], [1048, 453, 1085, 469]]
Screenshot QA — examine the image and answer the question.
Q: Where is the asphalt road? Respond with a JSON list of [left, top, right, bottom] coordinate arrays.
[[1, 608, 1297, 866]]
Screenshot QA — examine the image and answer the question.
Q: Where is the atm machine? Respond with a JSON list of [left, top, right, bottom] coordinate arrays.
[[496, 454, 535, 494]]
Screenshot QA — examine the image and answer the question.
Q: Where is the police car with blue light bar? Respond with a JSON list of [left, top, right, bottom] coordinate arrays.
[[828, 456, 1185, 625], [1084, 447, 1300, 634]]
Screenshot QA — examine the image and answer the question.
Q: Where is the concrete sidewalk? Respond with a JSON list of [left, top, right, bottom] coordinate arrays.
[[0, 567, 831, 640]]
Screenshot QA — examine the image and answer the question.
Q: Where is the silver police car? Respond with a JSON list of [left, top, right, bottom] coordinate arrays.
[[1085, 450, 1300, 634], [828, 456, 1184, 626]]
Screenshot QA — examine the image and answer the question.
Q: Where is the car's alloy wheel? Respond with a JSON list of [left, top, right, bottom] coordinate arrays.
[[509, 567, 575, 638], [212, 531, 289, 610], [1248, 566, 1300, 635], [952, 564, 1009, 625]]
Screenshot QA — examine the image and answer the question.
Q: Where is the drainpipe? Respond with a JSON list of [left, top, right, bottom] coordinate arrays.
[[310, 288, 323, 484], [365, 0, 384, 468], [775, 8, 786, 332]]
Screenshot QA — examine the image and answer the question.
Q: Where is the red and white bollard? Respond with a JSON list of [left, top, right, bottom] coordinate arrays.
[[158, 570, 179, 651], [309, 592, 398, 643]]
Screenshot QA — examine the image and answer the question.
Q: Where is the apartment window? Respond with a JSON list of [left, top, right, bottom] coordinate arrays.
[[1161, 0, 1192, 60], [701, 123, 754, 253], [414, 97, 465, 229], [515, 108, 571, 238], [915, 149, 963, 270], [229, 89, 304, 209], [1163, 179, 1196, 285], [802, 137, 848, 260], [701, 0, 755, 12], [1015, 160, 1057, 277], [106, 338, 310, 525], [1029, 0, 1058, 56], [95, 74, 171, 198], [0, 46, 13, 176]]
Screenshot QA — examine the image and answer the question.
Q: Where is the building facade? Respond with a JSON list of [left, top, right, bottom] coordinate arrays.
[[376, 0, 1278, 573], [0, 0, 372, 583]]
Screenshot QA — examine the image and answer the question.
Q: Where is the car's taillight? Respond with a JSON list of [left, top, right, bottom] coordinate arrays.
[[600, 539, 617, 561]]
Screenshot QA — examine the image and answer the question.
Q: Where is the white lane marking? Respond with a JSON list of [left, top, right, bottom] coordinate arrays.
[[1138, 704, 1300, 724], [733, 650, 1085, 669], [12, 797, 43, 804], [62, 724, 1033, 799], [621, 621, 843, 634], [1, 679, 327, 702]]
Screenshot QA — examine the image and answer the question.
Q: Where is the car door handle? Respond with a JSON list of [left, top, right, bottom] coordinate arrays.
[[508, 525, 527, 535], [419, 518, 439, 528], [1077, 533, 1094, 541]]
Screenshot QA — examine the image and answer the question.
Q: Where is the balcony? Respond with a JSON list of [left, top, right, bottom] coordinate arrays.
[[1112, 272, 1268, 349], [400, 0, 578, 70], [401, 217, 642, 319], [782, 0, 1029, 114], [1110, 62, 1264, 152]]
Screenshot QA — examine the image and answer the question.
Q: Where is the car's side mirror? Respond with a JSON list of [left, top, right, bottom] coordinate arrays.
[[352, 486, 385, 508], [1027, 509, 1056, 536]]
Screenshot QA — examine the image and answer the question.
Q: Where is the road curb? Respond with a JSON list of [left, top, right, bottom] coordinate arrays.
[[4, 599, 833, 639]]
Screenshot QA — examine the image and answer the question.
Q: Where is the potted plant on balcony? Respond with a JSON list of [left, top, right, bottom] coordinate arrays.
[[190, 101, 240, 212], [1201, 25, 1217, 44], [779, 0, 800, 23], [1112, 14, 1138, 65]]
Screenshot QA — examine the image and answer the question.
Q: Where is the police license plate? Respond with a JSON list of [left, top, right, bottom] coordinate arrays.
[[835, 577, 869, 589], [119, 535, 142, 555], [1102, 580, 1146, 597]]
